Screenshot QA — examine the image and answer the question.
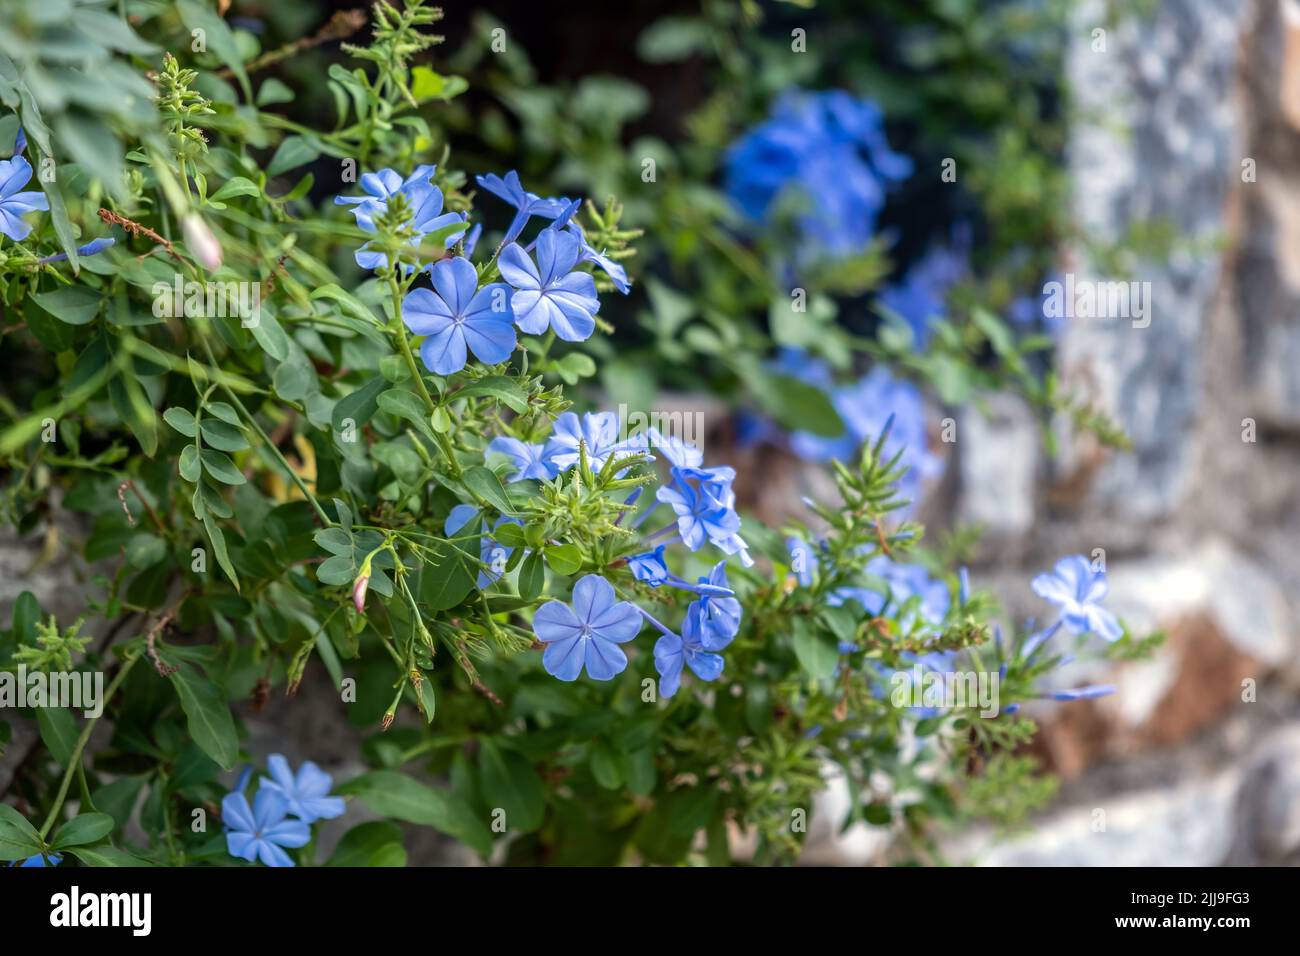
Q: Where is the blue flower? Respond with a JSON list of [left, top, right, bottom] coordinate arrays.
[[724, 90, 910, 269], [656, 465, 753, 566], [627, 544, 670, 586], [566, 223, 631, 293], [498, 228, 599, 341], [222, 788, 310, 868], [1031, 555, 1122, 642], [402, 256, 515, 374], [789, 364, 943, 504], [258, 753, 345, 825], [335, 165, 467, 271], [533, 574, 642, 681], [487, 436, 556, 481], [542, 410, 628, 472], [877, 236, 969, 349], [691, 562, 741, 651], [36, 236, 115, 265], [652, 604, 725, 698], [475, 170, 573, 245], [445, 504, 519, 588], [15, 852, 62, 867], [622, 426, 702, 467], [0, 153, 49, 241]]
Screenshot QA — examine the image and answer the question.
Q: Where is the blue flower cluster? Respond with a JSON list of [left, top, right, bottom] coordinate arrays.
[[336, 167, 630, 375], [499, 415, 749, 694], [724, 90, 911, 267], [222, 754, 344, 868], [2, 125, 114, 257]]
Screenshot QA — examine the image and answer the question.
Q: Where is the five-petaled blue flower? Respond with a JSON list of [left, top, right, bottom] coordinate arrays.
[[335, 165, 467, 271], [222, 788, 310, 868], [566, 223, 631, 294], [627, 545, 670, 586], [1031, 555, 1122, 642], [498, 228, 600, 341], [656, 465, 753, 566], [403, 256, 515, 374], [487, 436, 556, 481], [653, 604, 725, 698], [258, 753, 345, 825], [533, 574, 642, 681], [475, 170, 572, 244], [0, 151, 49, 242]]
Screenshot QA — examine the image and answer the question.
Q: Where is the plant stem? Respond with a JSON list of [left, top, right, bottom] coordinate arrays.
[[39, 651, 141, 840]]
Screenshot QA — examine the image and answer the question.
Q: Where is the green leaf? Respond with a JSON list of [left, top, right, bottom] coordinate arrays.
[[518, 551, 545, 600], [478, 741, 545, 833], [0, 805, 43, 862], [108, 374, 158, 456], [274, 360, 314, 402], [316, 554, 355, 586], [314, 528, 354, 557], [67, 846, 151, 867], [376, 388, 433, 435], [332, 377, 388, 433], [179, 444, 201, 482], [749, 368, 844, 438], [249, 312, 290, 362], [792, 618, 838, 680], [453, 376, 529, 414], [168, 665, 239, 770], [37, 707, 79, 766], [338, 771, 492, 857], [418, 541, 477, 610], [544, 543, 583, 576], [493, 522, 528, 548], [178, 0, 250, 99], [125, 533, 167, 569], [202, 515, 240, 591], [199, 419, 250, 453], [326, 822, 407, 867], [462, 466, 515, 515], [210, 176, 262, 202], [51, 812, 114, 849], [200, 449, 246, 485], [256, 78, 294, 106], [267, 135, 321, 177], [410, 66, 468, 102], [163, 406, 199, 438], [31, 286, 102, 326]]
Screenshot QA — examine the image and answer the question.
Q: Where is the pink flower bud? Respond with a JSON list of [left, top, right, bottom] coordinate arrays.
[[352, 574, 369, 614], [182, 213, 223, 271]]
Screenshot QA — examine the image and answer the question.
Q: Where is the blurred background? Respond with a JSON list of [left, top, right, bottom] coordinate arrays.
[[3, 0, 1298, 865]]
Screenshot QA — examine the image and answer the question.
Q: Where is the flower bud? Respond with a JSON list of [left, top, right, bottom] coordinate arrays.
[[352, 573, 369, 614], [182, 213, 223, 271]]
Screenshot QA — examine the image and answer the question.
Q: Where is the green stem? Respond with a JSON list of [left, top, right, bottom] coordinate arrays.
[[39, 651, 141, 840]]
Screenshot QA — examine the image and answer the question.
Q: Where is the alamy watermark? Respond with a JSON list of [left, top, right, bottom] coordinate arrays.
[[1042, 272, 1151, 329], [0, 665, 104, 718], [152, 274, 261, 327], [617, 404, 705, 453], [889, 666, 1000, 718]]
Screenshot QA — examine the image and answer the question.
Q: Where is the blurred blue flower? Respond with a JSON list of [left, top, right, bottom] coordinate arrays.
[[499, 228, 600, 341], [259, 753, 345, 824], [533, 574, 642, 681], [402, 256, 515, 374], [1031, 555, 1122, 642], [15, 852, 62, 867], [0, 153, 49, 241], [789, 364, 943, 505], [475, 170, 572, 245], [37, 236, 115, 265], [724, 89, 910, 268], [486, 436, 556, 481], [877, 237, 969, 349], [222, 788, 310, 868]]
